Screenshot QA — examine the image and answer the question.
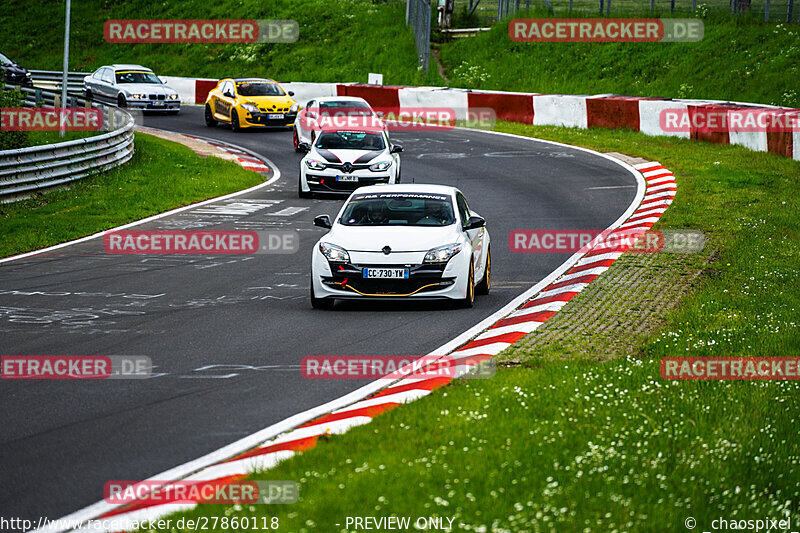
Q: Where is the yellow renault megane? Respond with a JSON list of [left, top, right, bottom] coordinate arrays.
[[204, 77, 298, 131]]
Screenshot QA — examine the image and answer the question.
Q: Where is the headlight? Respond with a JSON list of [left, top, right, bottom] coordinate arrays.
[[128, 94, 146, 100], [241, 103, 259, 114], [167, 94, 179, 100], [305, 159, 327, 170], [424, 243, 462, 263], [319, 242, 350, 263], [290, 103, 299, 113], [369, 161, 392, 172]]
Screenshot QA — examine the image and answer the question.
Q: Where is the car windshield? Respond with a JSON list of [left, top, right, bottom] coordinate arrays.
[[115, 71, 160, 84], [316, 131, 385, 151], [0, 52, 12, 65], [318, 101, 372, 116], [340, 193, 456, 227], [236, 81, 285, 96]]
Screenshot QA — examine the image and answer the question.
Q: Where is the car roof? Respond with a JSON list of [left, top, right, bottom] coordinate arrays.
[[231, 77, 277, 83], [319, 127, 384, 135], [110, 64, 152, 71], [315, 96, 368, 103], [350, 184, 458, 196]]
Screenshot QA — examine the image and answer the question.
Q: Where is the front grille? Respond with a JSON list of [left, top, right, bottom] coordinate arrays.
[[323, 263, 452, 295], [307, 175, 389, 191]]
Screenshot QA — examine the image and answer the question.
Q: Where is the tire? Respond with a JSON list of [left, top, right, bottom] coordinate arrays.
[[459, 259, 475, 308], [84, 89, 93, 102], [310, 284, 333, 309], [117, 94, 127, 108], [298, 174, 312, 198], [204, 104, 217, 127], [476, 246, 491, 295], [293, 127, 303, 152], [231, 110, 241, 132]]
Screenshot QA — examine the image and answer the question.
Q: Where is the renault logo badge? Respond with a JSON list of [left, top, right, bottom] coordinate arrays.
[[382, 246, 391, 255]]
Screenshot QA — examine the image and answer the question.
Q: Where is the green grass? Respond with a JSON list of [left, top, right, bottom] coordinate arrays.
[[153, 125, 800, 532], [0, 133, 265, 258], [3, 2, 798, 107], [0, 0, 442, 87], [441, 13, 800, 107]]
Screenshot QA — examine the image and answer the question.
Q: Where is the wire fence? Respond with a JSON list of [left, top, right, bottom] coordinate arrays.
[[456, 0, 798, 23], [407, 0, 432, 71]]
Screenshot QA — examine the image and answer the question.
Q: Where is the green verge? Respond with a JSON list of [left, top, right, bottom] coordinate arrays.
[[0, 133, 265, 258], [0, 0, 442, 87], [440, 13, 800, 108], [150, 125, 800, 533]]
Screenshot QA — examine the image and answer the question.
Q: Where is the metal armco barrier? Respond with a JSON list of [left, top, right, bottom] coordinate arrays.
[[0, 86, 135, 198], [29, 69, 89, 94]]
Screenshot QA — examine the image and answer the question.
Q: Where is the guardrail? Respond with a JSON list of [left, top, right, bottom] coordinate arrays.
[[0, 85, 135, 199], [29, 70, 89, 94]]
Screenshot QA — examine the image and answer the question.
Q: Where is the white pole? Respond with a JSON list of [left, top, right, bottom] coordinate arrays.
[[60, 0, 71, 138]]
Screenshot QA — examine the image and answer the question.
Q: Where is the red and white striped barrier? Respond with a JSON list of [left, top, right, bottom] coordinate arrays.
[[61, 160, 674, 532], [162, 74, 797, 161]]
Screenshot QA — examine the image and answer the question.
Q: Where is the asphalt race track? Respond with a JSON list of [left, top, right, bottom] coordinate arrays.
[[0, 105, 637, 523]]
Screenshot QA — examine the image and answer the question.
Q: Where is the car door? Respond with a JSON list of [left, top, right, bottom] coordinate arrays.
[[91, 68, 108, 100], [214, 80, 235, 121], [101, 68, 117, 101], [457, 192, 485, 280]]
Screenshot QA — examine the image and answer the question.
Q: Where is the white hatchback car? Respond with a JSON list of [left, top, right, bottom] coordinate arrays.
[[298, 129, 402, 198], [293, 96, 383, 150], [310, 185, 491, 308]]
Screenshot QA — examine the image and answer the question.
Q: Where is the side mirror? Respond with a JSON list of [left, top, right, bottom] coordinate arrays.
[[298, 142, 311, 152], [314, 215, 332, 229], [464, 215, 486, 231], [288, 91, 295, 96], [390, 144, 403, 153]]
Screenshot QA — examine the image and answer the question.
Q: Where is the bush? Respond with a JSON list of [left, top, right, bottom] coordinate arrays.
[[0, 83, 28, 151]]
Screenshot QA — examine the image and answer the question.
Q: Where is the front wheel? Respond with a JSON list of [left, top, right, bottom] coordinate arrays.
[[459, 259, 475, 308], [205, 105, 217, 127], [310, 284, 333, 309], [293, 127, 303, 152], [476, 246, 491, 295], [231, 110, 241, 132], [298, 174, 312, 198], [117, 94, 127, 108], [84, 89, 93, 101]]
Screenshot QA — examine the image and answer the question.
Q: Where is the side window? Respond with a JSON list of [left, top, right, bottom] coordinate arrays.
[[101, 69, 114, 84], [456, 194, 470, 227], [306, 100, 316, 117]]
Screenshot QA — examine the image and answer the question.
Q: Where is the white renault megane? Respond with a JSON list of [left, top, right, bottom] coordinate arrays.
[[298, 128, 402, 198], [309, 185, 491, 309]]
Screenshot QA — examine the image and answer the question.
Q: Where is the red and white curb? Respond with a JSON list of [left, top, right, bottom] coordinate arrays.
[[47, 161, 675, 532], [180, 134, 272, 174]]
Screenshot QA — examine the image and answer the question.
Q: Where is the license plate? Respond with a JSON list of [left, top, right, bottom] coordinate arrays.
[[268, 113, 285, 119], [337, 175, 359, 182], [152, 101, 165, 106], [363, 268, 409, 279]]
